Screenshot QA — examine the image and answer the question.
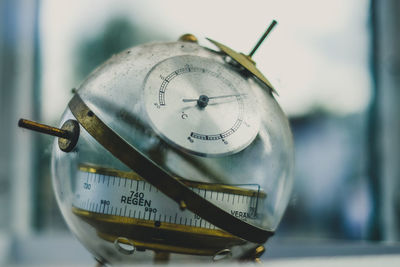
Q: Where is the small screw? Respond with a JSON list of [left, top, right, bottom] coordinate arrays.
[[179, 200, 187, 211]]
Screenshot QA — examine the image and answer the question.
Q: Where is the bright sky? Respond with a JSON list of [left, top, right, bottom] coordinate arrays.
[[41, 0, 371, 121]]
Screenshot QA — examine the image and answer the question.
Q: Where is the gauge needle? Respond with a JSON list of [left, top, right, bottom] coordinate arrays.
[[182, 93, 246, 103]]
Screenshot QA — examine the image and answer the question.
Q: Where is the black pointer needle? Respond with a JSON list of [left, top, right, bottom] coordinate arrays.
[[182, 93, 247, 102]]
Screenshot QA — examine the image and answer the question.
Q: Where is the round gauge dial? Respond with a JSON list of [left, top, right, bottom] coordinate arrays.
[[144, 55, 260, 157]]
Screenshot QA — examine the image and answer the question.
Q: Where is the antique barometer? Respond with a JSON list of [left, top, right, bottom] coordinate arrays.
[[19, 21, 294, 264]]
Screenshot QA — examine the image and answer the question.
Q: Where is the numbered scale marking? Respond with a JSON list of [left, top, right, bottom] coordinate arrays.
[[72, 164, 265, 255]]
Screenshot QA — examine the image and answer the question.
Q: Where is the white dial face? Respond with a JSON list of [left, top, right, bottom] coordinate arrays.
[[143, 55, 260, 157]]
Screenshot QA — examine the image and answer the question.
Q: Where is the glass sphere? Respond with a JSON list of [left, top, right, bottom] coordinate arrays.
[[51, 40, 294, 264]]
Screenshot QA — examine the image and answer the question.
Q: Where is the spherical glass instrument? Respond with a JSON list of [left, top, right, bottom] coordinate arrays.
[[19, 21, 294, 264]]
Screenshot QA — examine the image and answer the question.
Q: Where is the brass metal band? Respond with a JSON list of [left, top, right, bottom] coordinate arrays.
[[72, 207, 245, 256], [72, 206, 238, 239], [98, 232, 221, 256], [68, 94, 273, 244], [79, 163, 267, 198]]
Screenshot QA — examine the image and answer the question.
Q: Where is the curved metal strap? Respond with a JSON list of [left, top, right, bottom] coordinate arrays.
[[68, 94, 273, 244]]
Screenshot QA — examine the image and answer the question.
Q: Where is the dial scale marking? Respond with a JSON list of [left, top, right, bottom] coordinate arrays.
[[144, 55, 260, 157]]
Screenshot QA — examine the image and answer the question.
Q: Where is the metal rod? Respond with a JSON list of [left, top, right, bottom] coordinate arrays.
[[18, 118, 70, 139], [248, 20, 277, 57]]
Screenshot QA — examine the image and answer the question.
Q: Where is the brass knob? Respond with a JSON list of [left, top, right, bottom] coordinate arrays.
[[178, 33, 198, 43], [18, 118, 80, 152]]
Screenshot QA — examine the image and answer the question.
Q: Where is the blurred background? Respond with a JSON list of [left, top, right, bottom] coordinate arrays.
[[1, 0, 399, 265]]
